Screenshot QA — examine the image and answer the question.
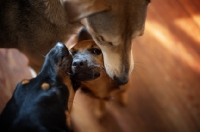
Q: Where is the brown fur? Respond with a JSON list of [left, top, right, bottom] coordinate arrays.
[[70, 39, 127, 119], [71, 40, 118, 98], [0, 0, 109, 73], [78, 0, 150, 84], [0, 0, 150, 84]]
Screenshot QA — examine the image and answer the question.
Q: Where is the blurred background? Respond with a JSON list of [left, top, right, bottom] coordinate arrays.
[[0, 0, 200, 131]]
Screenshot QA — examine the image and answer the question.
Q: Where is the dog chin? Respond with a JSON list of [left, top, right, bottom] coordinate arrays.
[[72, 72, 100, 82]]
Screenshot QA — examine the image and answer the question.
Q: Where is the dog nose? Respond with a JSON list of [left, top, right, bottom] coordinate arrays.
[[72, 60, 87, 68], [114, 75, 128, 85]]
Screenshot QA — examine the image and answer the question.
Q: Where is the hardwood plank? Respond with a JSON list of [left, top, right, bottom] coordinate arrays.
[[0, 49, 32, 113]]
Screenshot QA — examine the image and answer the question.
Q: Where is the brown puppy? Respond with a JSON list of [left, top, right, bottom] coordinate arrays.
[[70, 30, 127, 118], [71, 40, 118, 98]]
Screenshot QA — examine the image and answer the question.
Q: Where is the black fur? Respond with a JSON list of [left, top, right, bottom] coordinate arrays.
[[0, 42, 74, 132]]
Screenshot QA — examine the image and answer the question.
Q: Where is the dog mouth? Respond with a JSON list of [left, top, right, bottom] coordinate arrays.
[[70, 67, 101, 82], [57, 55, 72, 73]]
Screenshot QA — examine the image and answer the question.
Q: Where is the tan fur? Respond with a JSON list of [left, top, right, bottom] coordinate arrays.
[[21, 79, 30, 85], [65, 111, 71, 128], [71, 40, 127, 119], [59, 72, 75, 112], [1, 0, 149, 84], [64, 0, 110, 22], [41, 83, 50, 91], [57, 56, 75, 112], [76, 0, 150, 84]]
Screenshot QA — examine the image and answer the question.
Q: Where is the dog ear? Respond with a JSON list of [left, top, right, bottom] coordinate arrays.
[[63, 0, 110, 22], [77, 28, 92, 42]]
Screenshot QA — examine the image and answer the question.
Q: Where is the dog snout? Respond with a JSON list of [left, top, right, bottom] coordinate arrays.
[[55, 42, 65, 48], [53, 42, 65, 52], [114, 75, 128, 85], [72, 59, 87, 68], [54, 42, 69, 55]]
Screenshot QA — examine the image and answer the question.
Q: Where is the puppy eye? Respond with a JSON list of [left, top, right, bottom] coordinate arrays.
[[99, 36, 113, 46], [90, 48, 102, 55]]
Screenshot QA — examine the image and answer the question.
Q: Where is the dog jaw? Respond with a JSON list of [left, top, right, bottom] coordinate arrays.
[[81, 0, 149, 85], [100, 44, 133, 85]]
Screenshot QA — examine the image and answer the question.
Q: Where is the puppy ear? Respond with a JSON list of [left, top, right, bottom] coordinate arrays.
[[78, 28, 92, 42], [63, 0, 110, 22]]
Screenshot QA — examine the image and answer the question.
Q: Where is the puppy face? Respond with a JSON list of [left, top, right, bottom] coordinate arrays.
[[70, 40, 104, 82], [70, 39, 120, 99]]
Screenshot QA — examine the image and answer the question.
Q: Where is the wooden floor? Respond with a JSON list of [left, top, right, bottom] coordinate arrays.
[[0, 0, 200, 131]]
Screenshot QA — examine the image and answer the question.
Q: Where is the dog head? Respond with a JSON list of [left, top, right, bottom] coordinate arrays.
[[64, 0, 150, 85], [70, 29, 118, 99], [70, 40, 103, 82], [81, 0, 150, 85], [0, 42, 78, 131], [38, 42, 78, 111]]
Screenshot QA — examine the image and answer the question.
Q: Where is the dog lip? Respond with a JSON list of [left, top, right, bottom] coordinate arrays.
[[70, 72, 100, 82], [113, 75, 128, 85]]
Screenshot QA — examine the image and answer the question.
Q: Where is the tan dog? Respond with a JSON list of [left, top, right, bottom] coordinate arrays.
[[70, 29, 127, 118], [0, 0, 150, 85], [65, 0, 150, 84]]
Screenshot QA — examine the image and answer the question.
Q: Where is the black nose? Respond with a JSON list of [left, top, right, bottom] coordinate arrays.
[[114, 75, 128, 85], [72, 60, 87, 68]]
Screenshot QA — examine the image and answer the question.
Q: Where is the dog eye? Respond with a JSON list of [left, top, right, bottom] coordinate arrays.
[[90, 48, 102, 55], [99, 36, 113, 46]]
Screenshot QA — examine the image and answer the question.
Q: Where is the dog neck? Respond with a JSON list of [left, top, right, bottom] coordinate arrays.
[[81, 70, 119, 99]]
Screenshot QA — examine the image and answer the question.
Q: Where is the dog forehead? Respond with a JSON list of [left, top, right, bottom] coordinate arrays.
[[84, 0, 149, 39], [73, 40, 99, 51]]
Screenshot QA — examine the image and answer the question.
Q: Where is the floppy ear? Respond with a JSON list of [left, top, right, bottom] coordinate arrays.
[[63, 0, 110, 22], [78, 27, 92, 42]]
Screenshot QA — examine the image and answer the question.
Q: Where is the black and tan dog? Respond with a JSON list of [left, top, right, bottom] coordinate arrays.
[[0, 42, 79, 132]]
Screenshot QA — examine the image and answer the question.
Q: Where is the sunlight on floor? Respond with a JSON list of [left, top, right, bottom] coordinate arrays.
[[174, 14, 200, 44], [145, 20, 200, 73]]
